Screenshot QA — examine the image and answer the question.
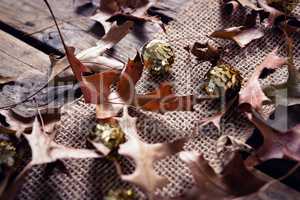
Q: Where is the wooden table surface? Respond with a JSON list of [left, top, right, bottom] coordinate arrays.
[[0, 0, 185, 73]]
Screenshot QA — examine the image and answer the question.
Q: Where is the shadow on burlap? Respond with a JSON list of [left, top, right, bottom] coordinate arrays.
[[18, 0, 300, 199]]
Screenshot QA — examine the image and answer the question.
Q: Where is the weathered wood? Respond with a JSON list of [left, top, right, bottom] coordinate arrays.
[[0, 0, 186, 61], [0, 30, 49, 75], [0, 0, 98, 53]]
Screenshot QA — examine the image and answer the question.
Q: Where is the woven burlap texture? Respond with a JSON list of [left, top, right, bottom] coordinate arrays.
[[18, 0, 300, 199]]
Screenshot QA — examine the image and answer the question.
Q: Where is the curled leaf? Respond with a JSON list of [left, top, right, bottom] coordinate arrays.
[[77, 21, 134, 61], [186, 42, 221, 65], [239, 48, 287, 112], [223, 0, 241, 15], [223, 0, 262, 15], [179, 151, 266, 199], [258, 0, 285, 27], [211, 26, 264, 48]]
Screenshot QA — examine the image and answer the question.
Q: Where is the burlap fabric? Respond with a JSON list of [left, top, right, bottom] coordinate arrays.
[[17, 0, 300, 199]]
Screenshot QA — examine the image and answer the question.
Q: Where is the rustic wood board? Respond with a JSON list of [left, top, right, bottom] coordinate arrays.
[[0, 0, 98, 53], [0, 0, 186, 60], [0, 30, 49, 75]]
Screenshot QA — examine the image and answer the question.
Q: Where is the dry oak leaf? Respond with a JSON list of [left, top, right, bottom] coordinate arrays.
[[223, 0, 262, 15], [117, 53, 144, 104], [43, 0, 130, 106], [239, 48, 287, 112], [95, 92, 125, 120], [245, 109, 300, 166], [179, 151, 266, 200], [232, 0, 261, 11], [211, 26, 264, 48], [198, 97, 237, 131], [115, 106, 186, 198], [139, 84, 209, 113], [45, 6, 128, 117], [0, 110, 59, 137], [0, 117, 101, 200], [23, 117, 101, 166], [116, 54, 200, 112], [76, 21, 134, 61], [216, 135, 252, 156], [264, 29, 300, 107], [145, 95, 202, 113], [283, 124, 300, 162], [91, 0, 164, 34], [81, 70, 121, 117], [186, 42, 221, 65], [257, 0, 285, 28], [48, 20, 132, 82]]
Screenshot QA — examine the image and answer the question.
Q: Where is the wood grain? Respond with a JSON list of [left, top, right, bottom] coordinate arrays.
[[0, 0, 98, 53], [0, 0, 186, 61], [0, 30, 49, 76]]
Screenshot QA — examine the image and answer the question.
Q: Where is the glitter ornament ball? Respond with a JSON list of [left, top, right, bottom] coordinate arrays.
[[203, 63, 242, 99], [142, 39, 175, 76], [89, 123, 125, 150]]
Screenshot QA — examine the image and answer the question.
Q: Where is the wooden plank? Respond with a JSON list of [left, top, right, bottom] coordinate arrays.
[[0, 30, 50, 76], [0, 0, 186, 60], [0, 0, 98, 52]]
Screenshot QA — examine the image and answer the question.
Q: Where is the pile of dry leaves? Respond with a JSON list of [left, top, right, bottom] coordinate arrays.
[[0, 0, 300, 200]]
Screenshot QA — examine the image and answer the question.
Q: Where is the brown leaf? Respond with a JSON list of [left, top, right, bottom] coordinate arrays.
[[137, 83, 211, 112], [186, 42, 221, 65], [257, 0, 285, 27], [95, 92, 124, 120], [246, 109, 300, 166], [179, 151, 266, 199], [48, 20, 133, 82], [117, 53, 144, 103], [0, 110, 32, 135], [199, 112, 224, 131], [151, 95, 197, 113], [263, 29, 300, 107], [223, 0, 241, 15], [199, 97, 237, 131], [43, 0, 132, 114], [115, 106, 186, 198], [211, 26, 264, 48], [135, 82, 174, 107], [99, 0, 150, 13], [239, 48, 287, 112], [283, 125, 300, 162], [235, 0, 261, 11], [1, 116, 101, 199], [77, 21, 134, 60], [91, 0, 165, 33], [23, 117, 101, 166], [81, 70, 120, 104], [0, 110, 59, 137], [223, 0, 262, 15]]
